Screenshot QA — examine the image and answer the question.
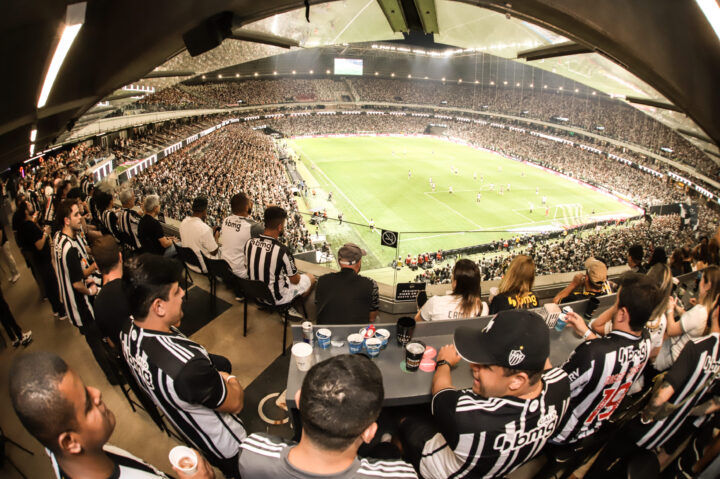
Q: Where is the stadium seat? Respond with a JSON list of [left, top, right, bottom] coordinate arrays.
[[237, 278, 304, 355], [173, 243, 198, 297], [201, 254, 239, 304]]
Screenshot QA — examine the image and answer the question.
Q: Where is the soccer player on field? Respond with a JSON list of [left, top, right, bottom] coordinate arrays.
[[507, 183, 511, 192], [542, 195, 547, 205], [449, 186, 453, 194], [536, 186, 539, 195], [477, 192, 482, 203], [473, 172, 477, 180], [408, 170, 411, 179], [369, 218, 375, 231]]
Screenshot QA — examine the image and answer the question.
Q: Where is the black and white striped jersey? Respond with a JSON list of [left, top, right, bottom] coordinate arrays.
[[80, 175, 92, 197], [244, 234, 297, 303], [75, 230, 103, 288], [53, 231, 94, 328], [118, 207, 142, 249], [552, 330, 651, 444], [44, 193, 56, 224], [100, 209, 120, 239], [419, 368, 570, 479], [49, 444, 170, 478], [635, 333, 720, 450], [238, 433, 418, 478], [120, 322, 246, 465]]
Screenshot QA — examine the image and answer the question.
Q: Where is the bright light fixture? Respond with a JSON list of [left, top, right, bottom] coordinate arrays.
[[458, 79, 462, 83], [441, 77, 446, 81], [292, 70, 296, 74], [490, 81, 495, 85], [30, 129, 37, 142], [218, 74, 222, 78], [529, 83, 534, 87], [391, 73, 395, 77], [516, 82, 520, 87], [254, 72, 258, 76], [29, 144, 35, 156], [309, 70, 314, 74], [374, 72, 379, 76], [37, 3, 86, 108], [326, 69, 330, 74], [235, 73, 239, 78], [592, 91, 596, 95], [408, 74, 412, 78], [273, 71, 278, 75], [503, 81, 508, 85], [696, 0, 720, 41]]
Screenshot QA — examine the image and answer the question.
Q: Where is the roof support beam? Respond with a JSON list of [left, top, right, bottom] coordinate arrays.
[[517, 41, 592, 61]]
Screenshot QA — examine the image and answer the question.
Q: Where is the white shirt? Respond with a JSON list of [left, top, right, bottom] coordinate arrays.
[[646, 313, 668, 351], [220, 214, 255, 278], [420, 294, 489, 321], [655, 304, 708, 370], [179, 216, 218, 273]]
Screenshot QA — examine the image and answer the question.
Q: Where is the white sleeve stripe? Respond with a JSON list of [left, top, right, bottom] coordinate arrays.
[[240, 443, 282, 458], [242, 436, 286, 451]]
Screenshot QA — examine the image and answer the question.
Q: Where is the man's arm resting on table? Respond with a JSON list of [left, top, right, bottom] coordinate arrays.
[[432, 345, 462, 395]]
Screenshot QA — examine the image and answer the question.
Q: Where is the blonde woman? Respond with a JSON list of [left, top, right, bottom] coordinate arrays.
[[416, 259, 488, 321], [655, 265, 720, 371], [489, 255, 538, 314]]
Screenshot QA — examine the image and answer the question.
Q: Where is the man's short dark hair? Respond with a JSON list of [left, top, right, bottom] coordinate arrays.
[[299, 354, 383, 451], [191, 196, 208, 213], [628, 244, 644, 263], [93, 235, 121, 275], [264, 206, 287, 230], [55, 199, 77, 229], [501, 367, 543, 386], [9, 352, 75, 453], [123, 253, 183, 320], [617, 272, 660, 331], [230, 192, 250, 215]]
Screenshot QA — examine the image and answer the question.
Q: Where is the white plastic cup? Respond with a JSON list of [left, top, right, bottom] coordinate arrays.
[[169, 446, 198, 475], [316, 328, 332, 349], [291, 342, 314, 371], [348, 333, 364, 354], [375, 329, 390, 349], [365, 337, 382, 358]]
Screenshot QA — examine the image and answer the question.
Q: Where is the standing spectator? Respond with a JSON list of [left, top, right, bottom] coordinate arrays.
[[245, 206, 315, 316], [237, 355, 417, 478], [120, 254, 246, 478], [315, 243, 379, 324], [627, 244, 646, 273], [98, 191, 121, 241], [9, 352, 214, 479], [0, 220, 20, 284], [0, 287, 32, 347], [553, 257, 612, 304], [117, 188, 143, 250], [654, 265, 720, 371], [489, 254, 538, 313], [92, 235, 129, 348], [179, 196, 219, 273], [669, 248, 691, 276], [138, 194, 177, 256], [399, 310, 570, 478], [416, 259, 488, 321], [15, 200, 65, 319], [540, 273, 658, 478], [220, 192, 261, 279]]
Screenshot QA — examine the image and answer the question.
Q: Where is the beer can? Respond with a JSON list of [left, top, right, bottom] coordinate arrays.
[[302, 321, 314, 346]]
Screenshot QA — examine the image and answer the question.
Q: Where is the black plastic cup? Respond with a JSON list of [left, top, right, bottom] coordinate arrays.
[[584, 296, 600, 319], [405, 340, 426, 372], [396, 316, 416, 346]]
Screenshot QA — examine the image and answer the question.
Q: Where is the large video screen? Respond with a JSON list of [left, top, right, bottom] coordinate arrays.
[[334, 58, 363, 76]]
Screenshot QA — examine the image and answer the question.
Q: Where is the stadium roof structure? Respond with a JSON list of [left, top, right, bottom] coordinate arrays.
[[3, 0, 720, 172]]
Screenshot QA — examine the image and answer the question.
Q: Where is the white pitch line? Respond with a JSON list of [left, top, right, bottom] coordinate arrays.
[[423, 192, 483, 229], [292, 141, 376, 232], [402, 232, 466, 242]]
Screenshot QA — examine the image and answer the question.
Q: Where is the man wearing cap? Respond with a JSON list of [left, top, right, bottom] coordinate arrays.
[[553, 257, 612, 304], [315, 243, 379, 325], [179, 196, 219, 273], [399, 310, 570, 479]]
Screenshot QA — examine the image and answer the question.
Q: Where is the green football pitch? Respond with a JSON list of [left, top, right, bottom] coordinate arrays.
[[289, 136, 641, 279]]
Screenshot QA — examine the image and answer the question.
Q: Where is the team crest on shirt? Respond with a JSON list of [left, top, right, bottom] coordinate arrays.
[[482, 318, 495, 333], [508, 349, 525, 367]]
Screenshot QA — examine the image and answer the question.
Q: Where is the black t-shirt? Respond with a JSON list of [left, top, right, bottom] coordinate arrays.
[[17, 219, 50, 262], [94, 279, 130, 344], [560, 289, 606, 304], [315, 268, 379, 324], [489, 291, 539, 314], [137, 214, 165, 255]]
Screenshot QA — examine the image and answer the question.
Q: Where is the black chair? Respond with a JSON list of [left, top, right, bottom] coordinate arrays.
[[201, 254, 239, 302], [237, 278, 306, 355], [174, 243, 199, 296]]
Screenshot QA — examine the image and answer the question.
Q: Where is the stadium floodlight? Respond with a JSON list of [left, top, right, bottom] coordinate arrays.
[[326, 69, 330, 74], [458, 78, 462, 83], [235, 73, 239, 77], [441, 77, 446, 81], [475, 80, 479, 84], [309, 70, 314, 74], [503, 81, 508, 85], [30, 129, 37, 142], [37, 3, 86, 108], [516, 82, 520, 87], [202, 75, 206, 79], [408, 74, 412, 78], [490, 81, 495, 85], [374, 72, 379, 75], [292, 70, 296, 74], [592, 91, 596, 95], [29, 144, 35, 156], [425, 76, 429, 80], [391, 73, 395, 77], [530, 83, 534, 87], [543, 85, 548, 88], [559, 86, 563, 90], [254, 72, 258, 76], [696, 0, 720, 42], [273, 71, 278, 75], [575, 88, 579, 92], [218, 74, 222, 78]]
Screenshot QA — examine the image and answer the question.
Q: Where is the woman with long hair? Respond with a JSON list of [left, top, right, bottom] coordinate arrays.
[[489, 255, 538, 314], [645, 263, 674, 360], [655, 265, 720, 371], [416, 259, 488, 321]]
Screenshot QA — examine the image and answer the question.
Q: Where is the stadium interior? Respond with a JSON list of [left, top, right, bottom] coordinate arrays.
[[2, 0, 720, 477]]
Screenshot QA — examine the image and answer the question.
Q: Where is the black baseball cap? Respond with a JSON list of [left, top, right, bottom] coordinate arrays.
[[453, 310, 549, 371]]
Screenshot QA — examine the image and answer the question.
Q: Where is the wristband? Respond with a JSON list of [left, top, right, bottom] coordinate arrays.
[[583, 329, 594, 340], [226, 375, 236, 382], [436, 360, 452, 370]]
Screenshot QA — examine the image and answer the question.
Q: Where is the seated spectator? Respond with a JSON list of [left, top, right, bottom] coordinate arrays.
[[220, 192, 262, 279], [654, 265, 720, 371], [553, 257, 612, 304], [540, 273, 658, 478], [627, 244, 646, 273], [179, 196, 219, 273], [399, 310, 570, 478], [137, 194, 177, 257], [9, 351, 213, 479], [237, 354, 417, 478], [244, 206, 315, 316], [669, 248, 691, 276], [416, 259, 488, 321], [120, 254, 246, 477], [647, 247, 667, 269], [315, 243, 379, 324], [488, 254, 538, 313]]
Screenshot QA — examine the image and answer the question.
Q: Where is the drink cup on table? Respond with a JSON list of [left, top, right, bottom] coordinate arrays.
[[396, 316, 416, 346], [348, 333, 364, 354], [375, 328, 390, 349], [316, 328, 332, 349], [169, 446, 198, 475], [291, 342, 313, 371], [405, 340, 426, 371], [365, 337, 382, 358]]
